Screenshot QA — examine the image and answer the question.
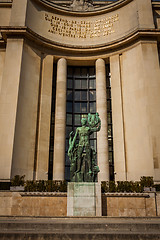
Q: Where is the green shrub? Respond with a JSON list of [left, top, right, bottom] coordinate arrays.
[[101, 181, 109, 193], [24, 180, 37, 192], [101, 178, 150, 193], [109, 181, 116, 192], [24, 180, 67, 192], [11, 175, 25, 186], [140, 176, 154, 188], [132, 181, 143, 193]]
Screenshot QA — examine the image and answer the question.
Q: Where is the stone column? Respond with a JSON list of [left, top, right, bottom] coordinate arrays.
[[53, 58, 67, 180], [96, 59, 109, 182], [36, 55, 54, 180]]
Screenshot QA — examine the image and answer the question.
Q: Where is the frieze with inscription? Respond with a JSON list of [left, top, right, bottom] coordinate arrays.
[[44, 13, 119, 39]]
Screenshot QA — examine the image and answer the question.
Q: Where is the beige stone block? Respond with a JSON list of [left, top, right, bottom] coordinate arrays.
[[11, 43, 41, 180], [10, 0, 27, 26], [128, 208, 146, 217], [0, 207, 11, 215], [0, 8, 11, 26], [107, 207, 119, 217], [21, 207, 33, 216], [146, 198, 156, 217], [118, 208, 129, 217], [119, 42, 156, 181], [156, 194, 160, 216], [11, 207, 21, 216], [0, 39, 24, 180], [107, 197, 118, 209], [0, 192, 12, 197], [134, 198, 145, 209], [0, 50, 5, 94], [0, 197, 12, 209], [117, 198, 129, 209], [136, 0, 154, 28]]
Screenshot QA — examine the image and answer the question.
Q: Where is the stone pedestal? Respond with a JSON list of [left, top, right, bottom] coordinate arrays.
[[67, 182, 101, 217]]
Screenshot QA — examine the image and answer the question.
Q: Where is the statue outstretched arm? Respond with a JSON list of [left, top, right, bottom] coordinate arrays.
[[90, 120, 101, 133]]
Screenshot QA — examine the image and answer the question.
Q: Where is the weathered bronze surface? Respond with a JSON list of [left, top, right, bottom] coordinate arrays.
[[68, 113, 101, 182]]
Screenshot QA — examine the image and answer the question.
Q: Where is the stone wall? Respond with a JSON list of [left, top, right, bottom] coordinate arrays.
[[0, 192, 67, 217], [102, 193, 160, 217], [0, 191, 160, 217]]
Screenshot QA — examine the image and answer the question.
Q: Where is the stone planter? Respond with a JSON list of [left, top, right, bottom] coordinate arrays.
[[10, 186, 24, 191], [143, 187, 156, 192]]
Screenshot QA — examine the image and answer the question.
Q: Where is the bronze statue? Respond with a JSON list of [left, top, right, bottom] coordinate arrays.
[[68, 113, 101, 182]]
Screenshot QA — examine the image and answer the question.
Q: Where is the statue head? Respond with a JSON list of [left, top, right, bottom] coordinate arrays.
[[81, 118, 87, 126]]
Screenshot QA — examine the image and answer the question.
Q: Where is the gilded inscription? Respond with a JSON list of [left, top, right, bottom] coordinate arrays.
[[44, 13, 119, 39]]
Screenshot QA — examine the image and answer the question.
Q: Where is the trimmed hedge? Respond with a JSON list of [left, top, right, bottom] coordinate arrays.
[[2, 175, 159, 193], [101, 177, 155, 193], [24, 180, 67, 192]]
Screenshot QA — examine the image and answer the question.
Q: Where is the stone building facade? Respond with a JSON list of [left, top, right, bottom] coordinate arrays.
[[0, 0, 160, 183]]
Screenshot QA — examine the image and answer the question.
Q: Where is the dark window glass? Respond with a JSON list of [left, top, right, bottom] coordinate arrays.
[[75, 79, 81, 89], [68, 67, 73, 77], [66, 126, 72, 138], [67, 79, 73, 88], [48, 64, 57, 180], [89, 90, 96, 101], [89, 67, 95, 77], [81, 80, 87, 89], [65, 166, 70, 180], [74, 114, 81, 125], [81, 102, 87, 113], [81, 68, 88, 77], [81, 91, 87, 101], [90, 139, 97, 151], [67, 90, 73, 100], [75, 91, 81, 101], [75, 102, 81, 112], [74, 68, 80, 76], [106, 66, 114, 181], [90, 102, 96, 113], [90, 132, 97, 138], [67, 114, 72, 125], [67, 102, 73, 113], [89, 79, 96, 89]]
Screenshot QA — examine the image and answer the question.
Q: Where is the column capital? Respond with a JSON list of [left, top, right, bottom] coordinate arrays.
[[57, 58, 67, 64]]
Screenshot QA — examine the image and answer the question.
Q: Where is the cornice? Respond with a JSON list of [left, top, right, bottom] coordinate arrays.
[[34, 0, 133, 16], [0, 26, 160, 56], [0, 1, 12, 7]]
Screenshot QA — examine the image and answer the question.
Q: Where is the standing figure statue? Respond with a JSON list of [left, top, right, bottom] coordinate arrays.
[[68, 113, 101, 182]]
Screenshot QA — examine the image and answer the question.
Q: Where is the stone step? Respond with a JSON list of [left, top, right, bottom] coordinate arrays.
[[0, 232, 160, 240], [0, 222, 160, 232], [0, 217, 160, 239]]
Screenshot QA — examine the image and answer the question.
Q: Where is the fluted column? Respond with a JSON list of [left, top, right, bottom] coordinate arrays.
[[53, 58, 67, 180], [96, 59, 109, 182]]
